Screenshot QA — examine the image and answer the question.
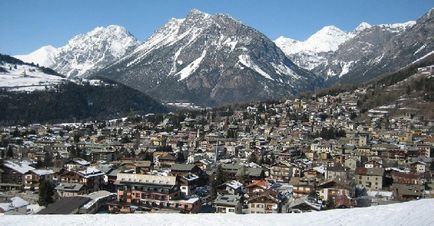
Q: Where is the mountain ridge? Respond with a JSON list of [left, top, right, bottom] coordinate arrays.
[[92, 9, 323, 106]]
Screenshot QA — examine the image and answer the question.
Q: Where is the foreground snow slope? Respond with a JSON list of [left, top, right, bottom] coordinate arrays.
[[1, 199, 433, 226]]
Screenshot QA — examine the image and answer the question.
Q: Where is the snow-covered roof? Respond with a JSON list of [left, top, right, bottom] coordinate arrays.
[[78, 167, 105, 178], [0, 196, 29, 212], [31, 169, 54, 176], [72, 158, 90, 166], [179, 197, 200, 204], [225, 180, 243, 190], [4, 161, 35, 174], [81, 191, 116, 209]]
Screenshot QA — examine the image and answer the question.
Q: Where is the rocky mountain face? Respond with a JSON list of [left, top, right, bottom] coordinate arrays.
[[93, 9, 323, 106], [16, 25, 139, 78], [314, 20, 421, 85], [276, 8, 434, 86]]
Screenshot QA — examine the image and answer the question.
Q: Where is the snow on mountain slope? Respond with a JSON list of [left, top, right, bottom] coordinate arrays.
[[274, 37, 300, 56], [275, 20, 418, 72], [0, 62, 65, 91], [275, 26, 352, 70], [277, 26, 351, 55], [52, 25, 139, 78], [353, 22, 372, 33], [16, 25, 139, 78], [95, 9, 321, 106], [1, 199, 433, 226], [15, 45, 58, 67]]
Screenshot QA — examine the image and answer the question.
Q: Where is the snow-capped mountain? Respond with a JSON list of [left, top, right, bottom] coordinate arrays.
[[312, 13, 431, 85], [0, 54, 65, 92], [16, 25, 139, 78], [275, 26, 353, 70], [14, 45, 58, 68], [275, 13, 428, 84], [93, 9, 322, 106], [276, 26, 352, 55]]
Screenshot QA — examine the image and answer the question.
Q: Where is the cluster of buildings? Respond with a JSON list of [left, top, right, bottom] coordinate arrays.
[[0, 83, 433, 215]]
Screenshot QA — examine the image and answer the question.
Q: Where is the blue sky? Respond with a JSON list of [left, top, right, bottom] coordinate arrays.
[[0, 0, 432, 55]]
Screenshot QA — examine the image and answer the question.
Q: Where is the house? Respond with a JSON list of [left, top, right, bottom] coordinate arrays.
[[364, 160, 383, 169], [247, 191, 281, 213], [245, 180, 269, 195], [24, 169, 54, 191], [153, 152, 177, 168], [325, 165, 349, 181], [178, 174, 200, 197], [270, 162, 291, 182], [290, 177, 317, 198], [55, 183, 86, 197], [58, 167, 105, 193], [114, 160, 152, 174], [318, 187, 352, 208], [391, 171, 424, 185], [238, 167, 265, 181], [217, 180, 244, 195], [221, 164, 241, 180], [77, 167, 105, 192], [109, 173, 201, 213], [170, 164, 203, 177], [391, 183, 424, 201], [64, 158, 90, 171], [89, 148, 117, 162], [285, 196, 322, 213], [1, 160, 35, 188], [213, 194, 242, 214], [409, 161, 427, 173], [355, 167, 384, 190]]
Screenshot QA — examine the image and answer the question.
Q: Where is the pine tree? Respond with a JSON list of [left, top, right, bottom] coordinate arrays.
[[44, 151, 52, 167], [38, 180, 47, 206], [248, 152, 258, 164], [237, 166, 249, 184], [6, 146, 13, 158], [270, 152, 276, 164], [38, 180, 53, 206], [211, 165, 225, 199]]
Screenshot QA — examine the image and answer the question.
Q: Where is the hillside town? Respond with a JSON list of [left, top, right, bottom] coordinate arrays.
[[0, 66, 433, 215]]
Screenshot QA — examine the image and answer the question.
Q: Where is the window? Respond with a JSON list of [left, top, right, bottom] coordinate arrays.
[[229, 209, 234, 212]]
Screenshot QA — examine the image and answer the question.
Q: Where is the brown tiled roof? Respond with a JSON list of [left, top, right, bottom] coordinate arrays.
[[355, 167, 384, 176]]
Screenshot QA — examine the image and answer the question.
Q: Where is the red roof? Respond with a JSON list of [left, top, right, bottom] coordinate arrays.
[[246, 179, 269, 189]]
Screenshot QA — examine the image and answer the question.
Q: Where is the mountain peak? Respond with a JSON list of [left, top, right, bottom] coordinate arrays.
[[318, 25, 343, 33], [15, 45, 58, 67], [275, 36, 299, 44], [309, 25, 346, 39], [302, 25, 350, 53], [50, 25, 139, 77], [187, 9, 211, 18], [94, 10, 320, 106], [354, 22, 372, 33]]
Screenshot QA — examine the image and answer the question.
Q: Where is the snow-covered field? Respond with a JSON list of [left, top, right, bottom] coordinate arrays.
[[1, 199, 433, 226], [0, 63, 64, 91]]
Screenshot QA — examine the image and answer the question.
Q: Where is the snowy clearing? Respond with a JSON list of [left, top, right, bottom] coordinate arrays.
[[0, 199, 433, 226]]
